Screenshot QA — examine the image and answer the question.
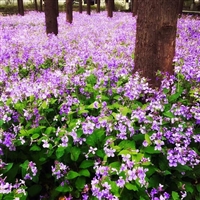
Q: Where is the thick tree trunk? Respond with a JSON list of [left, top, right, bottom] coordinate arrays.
[[132, 0, 138, 17], [17, 0, 24, 16], [44, 0, 58, 35], [97, 0, 100, 13], [39, 0, 43, 11], [107, 0, 113, 17], [66, 0, 73, 23], [178, 0, 184, 15], [79, 0, 82, 13], [87, 0, 91, 15], [134, 0, 179, 88], [55, 0, 59, 17], [34, 0, 38, 11]]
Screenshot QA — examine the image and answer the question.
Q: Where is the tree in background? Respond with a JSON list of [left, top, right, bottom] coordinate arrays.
[[178, 0, 184, 15], [87, 0, 91, 15], [39, 0, 43, 12], [97, 0, 100, 13], [55, 0, 59, 17], [34, 0, 38, 11], [107, 0, 113, 17], [132, 0, 138, 16], [44, 0, 58, 35], [66, 0, 73, 23], [134, 0, 179, 88], [17, 0, 24, 16]]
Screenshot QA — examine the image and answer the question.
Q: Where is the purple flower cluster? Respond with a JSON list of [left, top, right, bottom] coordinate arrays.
[[52, 161, 69, 180]]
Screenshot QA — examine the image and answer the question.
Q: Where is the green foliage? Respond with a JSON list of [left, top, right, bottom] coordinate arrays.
[[1, 57, 200, 200]]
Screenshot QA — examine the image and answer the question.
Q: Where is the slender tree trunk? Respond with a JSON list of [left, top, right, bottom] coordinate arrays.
[[107, 0, 113, 17], [132, 0, 138, 16], [17, 0, 24, 16], [34, 0, 38, 11], [87, 0, 91, 15], [79, 0, 82, 13], [134, 0, 179, 88], [44, 0, 58, 35], [178, 0, 184, 15], [66, 0, 73, 23], [97, 0, 100, 13], [55, 0, 59, 17], [39, 0, 43, 11]]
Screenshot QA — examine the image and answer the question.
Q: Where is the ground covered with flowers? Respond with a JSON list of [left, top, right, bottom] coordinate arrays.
[[0, 11, 200, 200]]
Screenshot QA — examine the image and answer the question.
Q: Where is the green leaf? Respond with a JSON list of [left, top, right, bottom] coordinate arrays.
[[110, 181, 119, 196], [32, 133, 40, 139], [109, 161, 121, 170], [196, 184, 200, 192], [45, 127, 54, 134], [125, 183, 138, 191], [67, 170, 80, 179], [0, 120, 4, 127], [2, 163, 13, 173], [71, 146, 81, 161], [30, 145, 41, 151], [172, 191, 179, 200], [79, 169, 90, 177], [163, 111, 175, 118], [75, 177, 86, 190], [86, 128, 105, 146], [27, 184, 42, 197], [56, 146, 65, 159], [56, 185, 72, 192], [144, 146, 160, 154], [119, 106, 132, 116], [79, 160, 94, 168], [168, 86, 183, 102], [118, 140, 135, 149], [185, 183, 194, 193]]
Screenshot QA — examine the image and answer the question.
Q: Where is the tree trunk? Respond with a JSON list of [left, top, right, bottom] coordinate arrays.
[[112, 0, 115, 11], [17, 0, 24, 16], [39, 0, 43, 11], [134, 0, 179, 88], [79, 0, 82, 13], [97, 0, 100, 13], [34, 0, 38, 11], [105, 0, 108, 11], [132, 0, 138, 16], [66, 0, 73, 23], [55, 0, 59, 17], [178, 0, 184, 15], [87, 0, 91, 15], [44, 0, 58, 35], [107, 0, 113, 17]]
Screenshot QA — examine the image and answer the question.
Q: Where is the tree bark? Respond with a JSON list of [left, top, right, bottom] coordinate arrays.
[[178, 0, 184, 15], [107, 0, 113, 17], [44, 0, 58, 35], [79, 0, 83, 13], [66, 0, 73, 23], [134, 0, 179, 88], [34, 0, 38, 11], [17, 0, 24, 16], [97, 0, 100, 13], [132, 0, 138, 17], [39, 0, 43, 12], [87, 0, 91, 15], [55, 0, 59, 17]]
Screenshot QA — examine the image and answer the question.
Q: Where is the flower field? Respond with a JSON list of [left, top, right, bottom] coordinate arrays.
[[0, 11, 200, 200]]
